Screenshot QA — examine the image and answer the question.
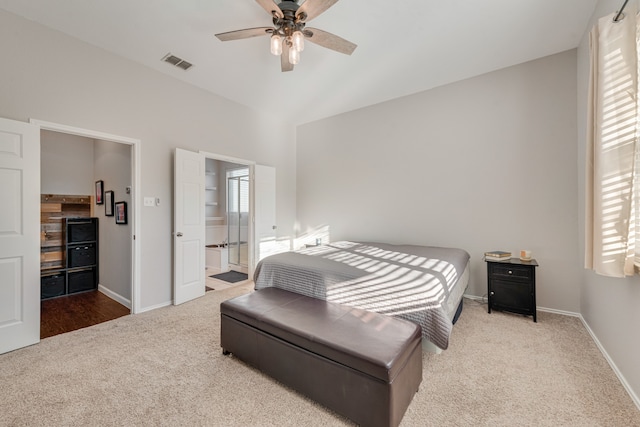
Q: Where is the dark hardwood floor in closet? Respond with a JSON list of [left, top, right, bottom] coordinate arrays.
[[41, 290, 130, 339]]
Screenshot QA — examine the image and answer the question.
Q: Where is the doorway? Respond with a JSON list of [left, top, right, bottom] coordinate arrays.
[[39, 131, 132, 337], [34, 120, 141, 326], [204, 157, 251, 292]]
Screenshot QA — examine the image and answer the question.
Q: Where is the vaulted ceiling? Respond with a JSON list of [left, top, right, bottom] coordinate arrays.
[[0, 0, 598, 125]]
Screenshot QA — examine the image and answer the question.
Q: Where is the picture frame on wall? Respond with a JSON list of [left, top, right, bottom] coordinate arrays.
[[104, 191, 114, 216], [95, 180, 104, 205], [115, 201, 127, 225]]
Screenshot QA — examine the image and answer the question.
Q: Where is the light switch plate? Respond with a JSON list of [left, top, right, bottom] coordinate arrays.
[[144, 197, 155, 207]]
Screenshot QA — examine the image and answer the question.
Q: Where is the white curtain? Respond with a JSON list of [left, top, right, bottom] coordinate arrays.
[[586, 6, 639, 277]]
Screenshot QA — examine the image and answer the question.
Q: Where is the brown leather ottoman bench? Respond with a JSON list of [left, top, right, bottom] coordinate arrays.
[[220, 287, 422, 427]]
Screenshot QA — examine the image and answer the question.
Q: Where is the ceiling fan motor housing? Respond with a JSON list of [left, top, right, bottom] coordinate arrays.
[[273, 0, 307, 38]]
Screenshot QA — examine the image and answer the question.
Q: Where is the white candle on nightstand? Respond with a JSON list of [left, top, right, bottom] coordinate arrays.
[[520, 250, 532, 261]]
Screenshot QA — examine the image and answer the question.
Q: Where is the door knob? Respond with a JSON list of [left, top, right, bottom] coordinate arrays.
[[176, 232, 183, 237]]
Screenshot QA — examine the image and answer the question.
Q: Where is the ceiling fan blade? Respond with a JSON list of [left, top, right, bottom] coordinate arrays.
[[296, 0, 339, 22], [305, 27, 357, 55], [255, 0, 283, 19], [281, 43, 294, 72], [215, 27, 272, 42]]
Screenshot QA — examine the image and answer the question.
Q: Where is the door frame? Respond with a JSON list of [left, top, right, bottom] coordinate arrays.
[[199, 150, 256, 277], [31, 120, 142, 314]]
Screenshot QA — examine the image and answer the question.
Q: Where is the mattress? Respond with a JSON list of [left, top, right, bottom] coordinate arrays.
[[254, 241, 470, 350]]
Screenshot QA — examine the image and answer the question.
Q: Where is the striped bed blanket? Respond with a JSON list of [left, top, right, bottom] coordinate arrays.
[[253, 241, 470, 350]]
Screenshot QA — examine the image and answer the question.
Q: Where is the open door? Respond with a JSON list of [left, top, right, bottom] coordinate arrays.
[[173, 148, 205, 305], [0, 117, 40, 354], [253, 165, 277, 264]]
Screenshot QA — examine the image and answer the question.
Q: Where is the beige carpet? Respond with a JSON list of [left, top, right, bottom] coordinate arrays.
[[1, 283, 638, 427]]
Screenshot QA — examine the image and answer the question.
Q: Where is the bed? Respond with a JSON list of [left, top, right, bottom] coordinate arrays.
[[253, 241, 471, 350]]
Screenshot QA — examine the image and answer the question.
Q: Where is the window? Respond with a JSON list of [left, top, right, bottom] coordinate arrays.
[[226, 168, 249, 214], [586, 10, 640, 277]]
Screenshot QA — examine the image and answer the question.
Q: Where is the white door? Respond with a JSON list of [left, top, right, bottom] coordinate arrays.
[[254, 165, 277, 263], [173, 148, 205, 305], [0, 118, 40, 354]]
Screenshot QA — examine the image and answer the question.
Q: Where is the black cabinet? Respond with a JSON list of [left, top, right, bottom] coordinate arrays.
[[486, 258, 538, 322], [40, 217, 98, 299]]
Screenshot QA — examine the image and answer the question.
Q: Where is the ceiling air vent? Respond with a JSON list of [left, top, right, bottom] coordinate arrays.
[[162, 53, 193, 71]]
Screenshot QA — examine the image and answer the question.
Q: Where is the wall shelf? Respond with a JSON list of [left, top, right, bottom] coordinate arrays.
[[205, 159, 220, 220], [40, 194, 92, 271]]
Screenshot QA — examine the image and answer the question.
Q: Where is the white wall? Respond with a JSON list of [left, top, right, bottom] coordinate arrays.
[[577, 0, 640, 406], [41, 130, 94, 195], [94, 140, 132, 303], [297, 50, 580, 313], [0, 9, 297, 310]]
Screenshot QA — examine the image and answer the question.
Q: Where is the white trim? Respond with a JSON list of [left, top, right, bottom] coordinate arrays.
[[137, 300, 172, 313], [98, 284, 131, 309], [131, 137, 142, 314], [536, 306, 581, 317], [463, 294, 485, 302], [248, 164, 256, 278], [198, 150, 255, 167], [32, 120, 139, 144], [463, 295, 582, 318], [579, 314, 640, 411], [31, 119, 143, 314]]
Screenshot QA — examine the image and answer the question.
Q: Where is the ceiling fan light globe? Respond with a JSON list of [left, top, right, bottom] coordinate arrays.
[[292, 30, 304, 52], [270, 34, 283, 56], [289, 46, 300, 65]]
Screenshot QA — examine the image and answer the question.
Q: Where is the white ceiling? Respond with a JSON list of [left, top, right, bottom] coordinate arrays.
[[0, 0, 598, 125]]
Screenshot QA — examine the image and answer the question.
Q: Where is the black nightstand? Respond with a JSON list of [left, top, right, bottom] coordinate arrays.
[[486, 258, 538, 322]]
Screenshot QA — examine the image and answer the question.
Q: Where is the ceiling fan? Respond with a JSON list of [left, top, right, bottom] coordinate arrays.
[[215, 0, 357, 72]]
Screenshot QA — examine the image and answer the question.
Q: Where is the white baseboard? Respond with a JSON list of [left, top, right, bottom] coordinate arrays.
[[463, 293, 485, 302], [98, 284, 131, 309], [137, 300, 172, 313], [98, 284, 173, 314], [578, 314, 640, 411], [464, 296, 582, 318], [536, 306, 580, 317]]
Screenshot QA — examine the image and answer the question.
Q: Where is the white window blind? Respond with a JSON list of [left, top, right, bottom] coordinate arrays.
[[227, 168, 249, 214]]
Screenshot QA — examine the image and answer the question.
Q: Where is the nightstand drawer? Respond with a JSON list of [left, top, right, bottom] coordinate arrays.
[[489, 264, 532, 281]]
